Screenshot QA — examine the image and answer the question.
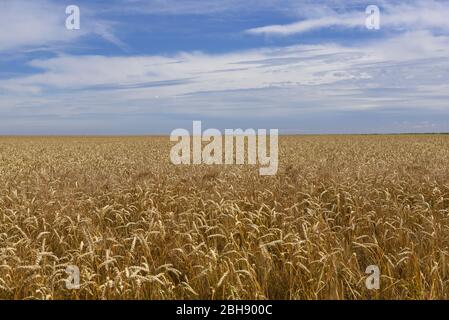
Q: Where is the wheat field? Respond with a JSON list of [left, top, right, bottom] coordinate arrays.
[[0, 135, 448, 300]]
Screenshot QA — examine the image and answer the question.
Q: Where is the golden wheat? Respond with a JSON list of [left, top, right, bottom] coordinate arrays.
[[0, 135, 448, 299]]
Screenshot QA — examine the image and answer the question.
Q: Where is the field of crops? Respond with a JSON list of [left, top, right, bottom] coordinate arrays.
[[0, 135, 448, 299]]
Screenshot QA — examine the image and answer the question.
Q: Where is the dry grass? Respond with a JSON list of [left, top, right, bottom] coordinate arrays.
[[0, 135, 449, 299]]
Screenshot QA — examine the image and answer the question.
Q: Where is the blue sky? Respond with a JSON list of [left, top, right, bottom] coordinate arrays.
[[0, 0, 449, 134]]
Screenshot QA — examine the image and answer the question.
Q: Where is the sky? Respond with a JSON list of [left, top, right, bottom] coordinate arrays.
[[0, 0, 448, 134]]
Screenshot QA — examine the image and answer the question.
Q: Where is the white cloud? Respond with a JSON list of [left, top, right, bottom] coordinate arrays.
[[246, 0, 449, 36], [0, 0, 126, 52], [247, 14, 363, 36], [0, 45, 366, 95], [0, 1, 83, 51], [1, 0, 449, 133], [1, 30, 449, 122]]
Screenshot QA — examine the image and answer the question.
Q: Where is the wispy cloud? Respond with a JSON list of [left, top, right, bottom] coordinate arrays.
[[0, 1, 82, 52], [247, 14, 363, 36], [2, 30, 448, 120], [0, 0, 127, 53], [1, 0, 448, 134], [246, 0, 449, 36]]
